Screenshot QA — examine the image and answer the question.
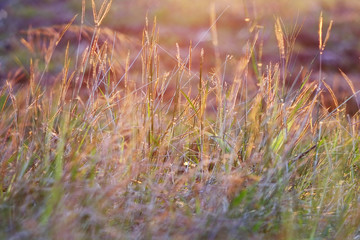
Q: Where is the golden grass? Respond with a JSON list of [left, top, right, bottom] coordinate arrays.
[[1, 1, 360, 239]]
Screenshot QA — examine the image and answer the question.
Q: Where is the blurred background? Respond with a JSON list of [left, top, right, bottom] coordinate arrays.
[[1, 0, 360, 91]]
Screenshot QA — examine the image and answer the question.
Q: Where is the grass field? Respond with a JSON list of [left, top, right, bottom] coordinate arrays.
[[1, 0, 360, 239]]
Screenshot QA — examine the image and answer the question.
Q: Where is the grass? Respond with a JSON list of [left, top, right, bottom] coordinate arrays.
[[1, 1, 360, 239]]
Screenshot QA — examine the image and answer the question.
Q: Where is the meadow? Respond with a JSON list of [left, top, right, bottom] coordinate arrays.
[[1, 0, 360, 239]]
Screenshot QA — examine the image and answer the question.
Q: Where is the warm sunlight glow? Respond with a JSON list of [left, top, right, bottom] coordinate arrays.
[[1, 0, 360, 239]]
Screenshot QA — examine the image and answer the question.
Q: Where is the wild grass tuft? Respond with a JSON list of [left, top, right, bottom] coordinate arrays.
[[1, 2, 360, 240]]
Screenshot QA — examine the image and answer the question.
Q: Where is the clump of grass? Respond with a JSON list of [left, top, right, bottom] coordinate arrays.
[[1, 1, 360, 240]]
